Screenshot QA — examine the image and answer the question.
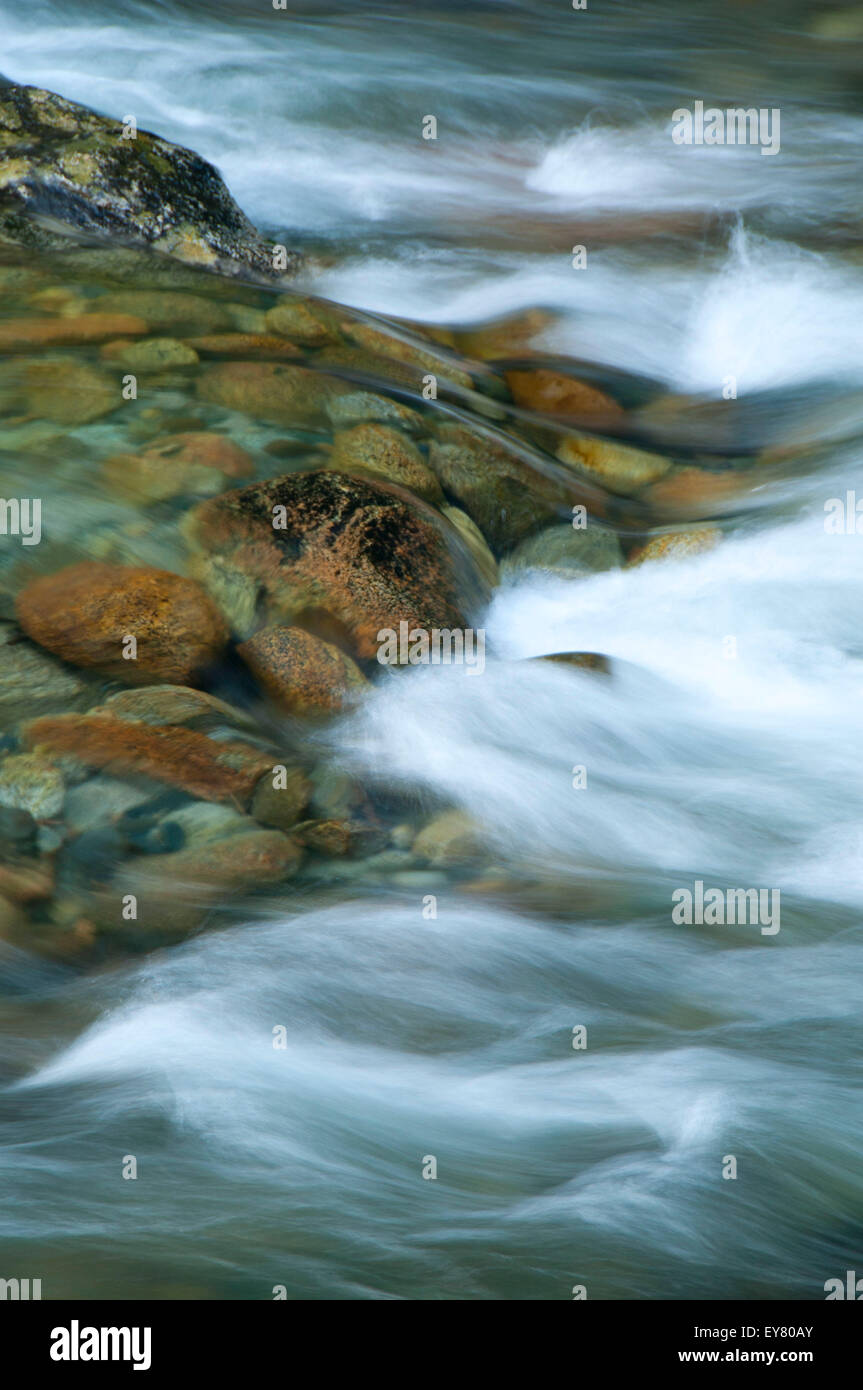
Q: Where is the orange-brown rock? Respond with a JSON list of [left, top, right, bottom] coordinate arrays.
[[238, 626, 369, 717], [643, 467, 748, 517], [22, 714, 272, 805], [196, 361, 339, 425], [103, 829, 303, 937], [626, 526, 721, 566], [123, 828, 302, 895], [456, 308, 555, 360], [0, 313, 147, 352], [143, 431, 254, 475], [102, 432, 254, 502], [0, 860, 54, 903], [183, 470, 487, 660], [293, 818, 356, 856], [16, 561, 228, 685], [505, 369, 623, 420]]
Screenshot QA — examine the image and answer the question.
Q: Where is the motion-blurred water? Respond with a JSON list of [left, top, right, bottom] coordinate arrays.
[[2, 0, 863, 1299]]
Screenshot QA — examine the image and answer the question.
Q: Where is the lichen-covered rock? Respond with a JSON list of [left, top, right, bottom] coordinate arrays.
[[0, 83, 298, 278], [0, 752, 64, 820], [16, 561, 228, 685], [238, 625, 369, 717], [183, 469, 488, 659]]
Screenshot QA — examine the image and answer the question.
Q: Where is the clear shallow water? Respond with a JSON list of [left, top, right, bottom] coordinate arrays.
[[1, 0, 863, 1299]]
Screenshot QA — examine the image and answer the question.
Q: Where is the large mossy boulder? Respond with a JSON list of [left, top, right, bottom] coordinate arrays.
[[0, 82, 298, 280]]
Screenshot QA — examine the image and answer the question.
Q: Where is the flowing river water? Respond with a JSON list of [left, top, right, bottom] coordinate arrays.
[[1, 0, 863, 1300]]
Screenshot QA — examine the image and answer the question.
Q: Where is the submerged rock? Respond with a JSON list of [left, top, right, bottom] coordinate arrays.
[[264, 297, 341, 345], [0, 358, 120, 425], [93, 290, 231, 335], [101, 684, 256, 733], [326, 423, 444, 503], [413, 809, 485, 867], [0, 313, 146, 352], [99, 336, 199, 370], [627, 526, 721, 566], [505, 368, 623, 420], [22, 713, 272, 806], [540, 652, 612, 675], [429, 425, 567, 552], [196, 361, 340, 426], [183, 469, 488, 660], [556, 433, 672, 495], [238, 625, 369, 717], [0, 83, 298, 279], [101, 432, 254, 503], [250, 765, 311, 831], [0, 631, 92, 725], [16, 561, 228, 685], [502, 522, 623, 579], [0, 752, 64, 820], [101, 828, 303, 938], [440, 505, 499, 589], [183, 332, 302, 361]]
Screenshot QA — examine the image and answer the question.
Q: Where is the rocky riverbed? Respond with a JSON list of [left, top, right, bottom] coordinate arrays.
[[0, 80, 785, 964]]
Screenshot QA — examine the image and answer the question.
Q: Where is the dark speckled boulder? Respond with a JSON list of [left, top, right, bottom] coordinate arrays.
[[0, 82, 300, 280], [183, 470, 490, 660]]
